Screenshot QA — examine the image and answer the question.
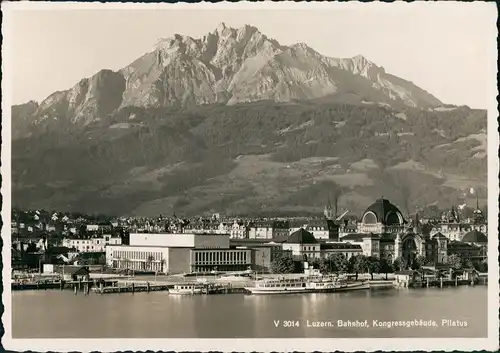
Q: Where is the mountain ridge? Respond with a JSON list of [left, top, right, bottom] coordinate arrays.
[[11, 23, 486, 217], [13, 22, 445, 134]]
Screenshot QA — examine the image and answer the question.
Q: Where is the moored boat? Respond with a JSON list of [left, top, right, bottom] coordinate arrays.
[[245, 274, 370, 295], [168, 283, 206, 295], [244, 277, 311, 294]]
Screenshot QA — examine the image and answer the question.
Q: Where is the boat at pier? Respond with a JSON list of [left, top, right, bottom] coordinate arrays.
[[168, 283, 206, 295], [245, 271, 370, 295]]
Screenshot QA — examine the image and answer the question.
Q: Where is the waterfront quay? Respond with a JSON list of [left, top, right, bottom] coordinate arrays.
[[11, 270, 486, 296], [11, 272, 251, 295]]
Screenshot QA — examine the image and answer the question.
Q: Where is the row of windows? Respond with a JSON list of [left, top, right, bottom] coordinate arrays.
[[112, 250, 162, 261], [194, 251, 248, 263], [302, 246, 317, 251], [324, 251, 359, 258]]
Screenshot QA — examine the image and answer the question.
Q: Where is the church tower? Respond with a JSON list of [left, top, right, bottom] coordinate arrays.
[[472, 193, 486, 224], [324, 197, 335, 219]]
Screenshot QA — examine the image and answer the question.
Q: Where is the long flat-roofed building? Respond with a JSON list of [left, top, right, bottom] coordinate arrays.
[[106, 232, 251, 274]]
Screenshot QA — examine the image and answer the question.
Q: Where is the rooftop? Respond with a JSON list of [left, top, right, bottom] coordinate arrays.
[[462, 230, 487, 243], [285, 229, 318, 244]]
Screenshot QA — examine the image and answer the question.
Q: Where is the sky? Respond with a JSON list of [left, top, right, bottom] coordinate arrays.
[[6, 2, 497, 109]]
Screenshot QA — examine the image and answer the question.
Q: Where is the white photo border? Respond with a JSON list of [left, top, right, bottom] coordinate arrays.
[[1, 2, 498, 352]]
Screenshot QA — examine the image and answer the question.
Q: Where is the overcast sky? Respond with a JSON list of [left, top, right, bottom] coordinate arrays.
[[6, 2, 497, 109]]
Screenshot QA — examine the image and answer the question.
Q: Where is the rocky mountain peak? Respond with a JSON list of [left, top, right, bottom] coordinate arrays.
[[13, 23, 445, 129]]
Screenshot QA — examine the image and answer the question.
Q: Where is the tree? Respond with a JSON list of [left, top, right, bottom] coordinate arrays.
[[379, 258, 393, 280], [317, 258, 330, 274], [411, 255, 427, 270], [461, 257, 474, 270], [365, 256, 381, 280], [270, 255, 295, 274], [446, 254, 462, 270], [329, 253, 349, 274], [392, 257, 407, 272], [310, 258, 323, 272], [473, 260, 487, 273], [349, 255, 367, 281]]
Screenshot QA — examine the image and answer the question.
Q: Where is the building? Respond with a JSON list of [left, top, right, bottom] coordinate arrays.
[[461, 230, 487, 246], [290, 219, 339, 240], [229, 220, 249, 239], [320, 242, 362, 260], [62, 235, 122, 253], [336, 198, 449, 266], [248, 220, 289, 239], [129, 232, 229, 248], [447, 241, 483, 260], [281, 229, 321, 261], [53, 265, 90, 281], [106, 233, 252, 274], [430, 203, 487, 241], [358, 198, 407, 234]]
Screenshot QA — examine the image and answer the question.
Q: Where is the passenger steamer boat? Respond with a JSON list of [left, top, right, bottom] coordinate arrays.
[[245, 269, 370, 295]]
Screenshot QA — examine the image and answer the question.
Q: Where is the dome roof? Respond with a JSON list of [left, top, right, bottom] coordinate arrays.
[[462, 230, 487, 243], [286, 228, 318, 244], [362, 198, 405, 225]]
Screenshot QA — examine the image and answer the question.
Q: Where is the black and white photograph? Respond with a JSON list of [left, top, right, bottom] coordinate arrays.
[[1, 2, 498, 352]]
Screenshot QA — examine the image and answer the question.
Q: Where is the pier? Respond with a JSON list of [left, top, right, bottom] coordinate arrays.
[[12, 278, 121, 294], [394, 277, 486, 288], [91, 280, 247, 295]]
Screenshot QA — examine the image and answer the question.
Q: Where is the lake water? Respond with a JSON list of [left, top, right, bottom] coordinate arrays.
[[12, 285, 487, 338]]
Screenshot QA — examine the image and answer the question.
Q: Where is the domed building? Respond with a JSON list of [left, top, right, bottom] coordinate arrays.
[[461, 229, 487, 245], [359, 198, 407, 234]]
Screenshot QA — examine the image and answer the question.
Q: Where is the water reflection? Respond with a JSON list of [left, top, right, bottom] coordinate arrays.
[[12, 286, 487, 338]]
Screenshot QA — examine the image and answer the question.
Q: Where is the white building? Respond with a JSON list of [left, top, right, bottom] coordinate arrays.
[[229, 221, 249, 239], [106, 232, 252, 274], [281, 229, 321, 260], [63, 235, 122, 253]]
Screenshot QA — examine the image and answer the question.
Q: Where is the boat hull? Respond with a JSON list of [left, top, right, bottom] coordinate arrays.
[[245, 282, 370, 295], [315, 282, 370, 293], [169, 289, 204, 295], [168, 290, 203, 295], [244, 287, 311, 295]]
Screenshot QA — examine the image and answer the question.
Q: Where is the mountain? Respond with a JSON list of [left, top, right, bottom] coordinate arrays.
[[11, 24, 486, 217], [13, 23, 443, 136]]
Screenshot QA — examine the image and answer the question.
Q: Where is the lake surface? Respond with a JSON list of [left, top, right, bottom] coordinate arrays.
[[12, 285, 487, 338]]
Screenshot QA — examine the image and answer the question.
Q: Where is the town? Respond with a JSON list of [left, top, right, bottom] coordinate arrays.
[[11, 195, 488, 288]]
